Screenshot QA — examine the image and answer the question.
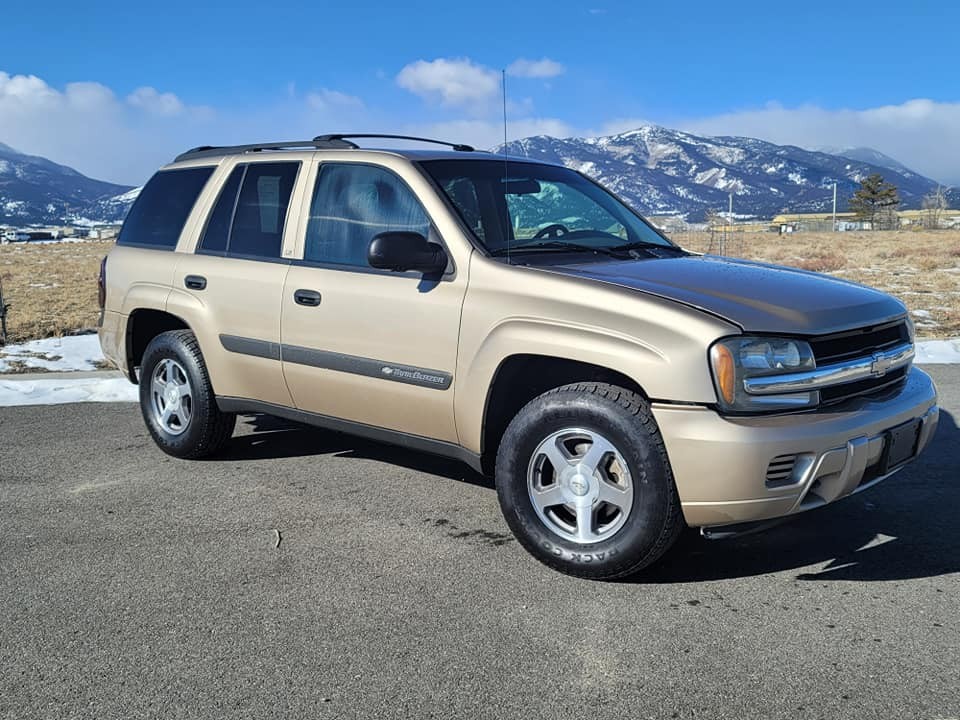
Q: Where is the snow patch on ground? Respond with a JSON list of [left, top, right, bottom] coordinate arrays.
[[0, 377, 137, 406], [0, 334, 104, 372], [915, 338, 960, 364]]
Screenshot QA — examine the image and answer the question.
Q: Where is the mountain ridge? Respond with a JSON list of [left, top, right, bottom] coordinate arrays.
[[0, 143, 134, 226], [497, 125, 944, 221], [1, 126, 949, 227]]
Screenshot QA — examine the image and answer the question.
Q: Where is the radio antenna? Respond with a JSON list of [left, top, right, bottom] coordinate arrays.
[[501, 68, 511, 263]]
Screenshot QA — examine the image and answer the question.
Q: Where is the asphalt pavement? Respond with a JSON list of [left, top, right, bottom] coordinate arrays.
[[1, 366, 958, 719]]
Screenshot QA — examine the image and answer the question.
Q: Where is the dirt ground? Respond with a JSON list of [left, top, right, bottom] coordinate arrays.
[[0, 231, 958, 343]]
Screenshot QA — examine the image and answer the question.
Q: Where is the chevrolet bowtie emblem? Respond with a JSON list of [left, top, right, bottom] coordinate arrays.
[[870, 353, 896, 377]]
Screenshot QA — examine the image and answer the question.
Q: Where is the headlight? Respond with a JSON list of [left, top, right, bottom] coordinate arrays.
[[709, 336, 818, 413]]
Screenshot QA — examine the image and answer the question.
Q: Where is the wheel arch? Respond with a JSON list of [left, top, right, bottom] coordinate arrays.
[[477, 353, 649, 475], [125, 308, 192, 383]]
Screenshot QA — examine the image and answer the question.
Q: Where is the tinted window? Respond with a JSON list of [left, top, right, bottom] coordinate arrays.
[[118, 167, 214, 249], [199, 165, 244, 254], [228, 162, 299, 259], [420, 160, 672, 255], [305, 164, 430, 267]]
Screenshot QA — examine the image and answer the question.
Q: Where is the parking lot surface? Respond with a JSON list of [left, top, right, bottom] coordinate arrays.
[[1, 366, 958, 719]]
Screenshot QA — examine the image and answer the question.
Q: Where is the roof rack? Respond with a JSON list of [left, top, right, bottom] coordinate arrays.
[[312, 134, 477, 152], [175, 134, 479, 163], [174, 138, 355, 162]]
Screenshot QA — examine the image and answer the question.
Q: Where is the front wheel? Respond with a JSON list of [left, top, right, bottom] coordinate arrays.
[[495, 382, 683, 580], [139, 329, 236, 459]]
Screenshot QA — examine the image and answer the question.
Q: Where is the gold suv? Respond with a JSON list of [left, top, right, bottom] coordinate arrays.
[[98, 134, 940, 579]]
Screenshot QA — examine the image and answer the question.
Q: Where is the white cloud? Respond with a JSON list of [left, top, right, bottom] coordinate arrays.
[[396, 58, 500, 111], [127, 86, 185, 116], [305, 88, 364, 111], [4, 66, 957, 192], [506, 58, 565, 79], [0, 70, 375, 185], [677, 99, 960, 184]]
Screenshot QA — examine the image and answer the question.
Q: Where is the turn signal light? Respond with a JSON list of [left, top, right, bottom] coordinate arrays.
[[711, 343, 736, 405]]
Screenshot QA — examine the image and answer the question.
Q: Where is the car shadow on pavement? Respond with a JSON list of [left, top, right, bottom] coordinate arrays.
[[215, 410, 959, 583], [644, 408, 960, 584], [213, 413, 494, 489]]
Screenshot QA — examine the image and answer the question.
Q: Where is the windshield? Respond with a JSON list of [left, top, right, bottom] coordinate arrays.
[[419, 159, 674, 257]]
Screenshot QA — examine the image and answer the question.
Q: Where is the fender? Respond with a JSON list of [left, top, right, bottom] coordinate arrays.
[[455, 315, 720, 455]]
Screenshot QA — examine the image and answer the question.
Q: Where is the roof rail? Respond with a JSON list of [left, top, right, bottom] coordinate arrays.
[[174, 137, 357, 162], [313, 134, 477, 152], [174, 133, 479, 163]]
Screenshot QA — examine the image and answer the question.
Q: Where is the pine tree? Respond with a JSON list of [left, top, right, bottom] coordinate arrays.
[[849, 174, 900, 230]]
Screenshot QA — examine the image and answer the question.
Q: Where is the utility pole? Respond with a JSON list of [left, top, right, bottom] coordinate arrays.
[[0, 277, 8, 346], [832, 182, 837, 231], [723, 192, 733, 255]]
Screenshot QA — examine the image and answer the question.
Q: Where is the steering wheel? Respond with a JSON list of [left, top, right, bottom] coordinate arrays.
[[533, 223, 570, 240]]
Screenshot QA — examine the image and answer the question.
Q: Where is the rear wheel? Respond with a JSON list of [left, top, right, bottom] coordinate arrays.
[[139, 330, 235, 459], [495, 382, 683, 579]]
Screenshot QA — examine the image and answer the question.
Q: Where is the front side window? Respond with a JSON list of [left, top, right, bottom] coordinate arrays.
[[420, 160, 673, 258], [118, 167, 214, 249], [304, 163, 431, 267], [223, 162, 300, 259]]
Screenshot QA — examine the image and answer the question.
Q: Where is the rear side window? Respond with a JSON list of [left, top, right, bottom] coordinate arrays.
[[227, 162, 300, 259], [199, 166, 244, 255], [117, 167, 214, 249], [304, 163, 430, 267]]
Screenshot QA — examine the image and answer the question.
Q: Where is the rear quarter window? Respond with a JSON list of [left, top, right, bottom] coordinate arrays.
[[117, 167, 215, 249]]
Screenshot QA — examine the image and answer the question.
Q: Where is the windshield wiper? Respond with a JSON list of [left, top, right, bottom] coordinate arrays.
[[489, 241, 628, 258], [607, 240, 685, 254]]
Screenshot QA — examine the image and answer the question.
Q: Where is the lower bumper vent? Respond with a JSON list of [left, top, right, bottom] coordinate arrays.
[[766, 455, 798, 487]]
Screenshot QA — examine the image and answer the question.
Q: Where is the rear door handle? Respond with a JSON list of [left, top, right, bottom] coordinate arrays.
[[294, 289, 322, 307], [185, 275, 207, 291]]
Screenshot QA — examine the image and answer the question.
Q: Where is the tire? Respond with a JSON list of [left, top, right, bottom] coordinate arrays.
[[138, 329, 236, 459], [495, 382, 683, 580]]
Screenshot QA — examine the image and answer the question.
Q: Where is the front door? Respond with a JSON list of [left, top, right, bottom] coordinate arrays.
[[280, 161, 467, 442]]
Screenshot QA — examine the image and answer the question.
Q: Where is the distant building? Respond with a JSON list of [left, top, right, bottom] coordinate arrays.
[[87, 225, 121, 240]]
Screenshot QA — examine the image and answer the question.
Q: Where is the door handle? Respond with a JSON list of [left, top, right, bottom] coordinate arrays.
[[294, 289, 322, 307], [185, 275, 207, 291]]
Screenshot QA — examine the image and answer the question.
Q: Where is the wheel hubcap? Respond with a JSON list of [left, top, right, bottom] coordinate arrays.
[[527, 428, 634, 545], [150, 358, 193, 436]]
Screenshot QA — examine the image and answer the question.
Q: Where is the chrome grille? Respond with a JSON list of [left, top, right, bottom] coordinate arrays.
[[809, 320, 912, 405], [809, 320, 910, 365]]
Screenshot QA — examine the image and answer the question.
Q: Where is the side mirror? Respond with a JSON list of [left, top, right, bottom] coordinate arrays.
[[368, 232, 448, 274]]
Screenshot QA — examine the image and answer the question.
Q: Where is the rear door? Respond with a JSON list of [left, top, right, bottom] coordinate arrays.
[[169, 159, 306, 407], [279, 160, 467, 442]]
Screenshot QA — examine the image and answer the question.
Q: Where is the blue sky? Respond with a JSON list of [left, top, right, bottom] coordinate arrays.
[[2, 0, 958, 185]]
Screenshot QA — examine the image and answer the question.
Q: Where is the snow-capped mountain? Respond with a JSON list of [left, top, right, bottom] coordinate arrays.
[[0, 142, 135, 226], [1, 128, 948, 227], [498, 126, 941, 221], [818, 146, 918, 178], [79, 186, 142, 225]]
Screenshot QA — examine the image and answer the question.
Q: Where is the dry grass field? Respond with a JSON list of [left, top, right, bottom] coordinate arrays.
[[0, 240, 113, 343], [674, 229, 960, 337], [0, 230, 958, 344]]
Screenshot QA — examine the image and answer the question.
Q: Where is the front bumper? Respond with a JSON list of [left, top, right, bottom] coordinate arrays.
[[653, 366, 939, 527]]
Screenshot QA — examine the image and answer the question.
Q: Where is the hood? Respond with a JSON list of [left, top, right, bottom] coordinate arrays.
[[547, 254, 906, 335]]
